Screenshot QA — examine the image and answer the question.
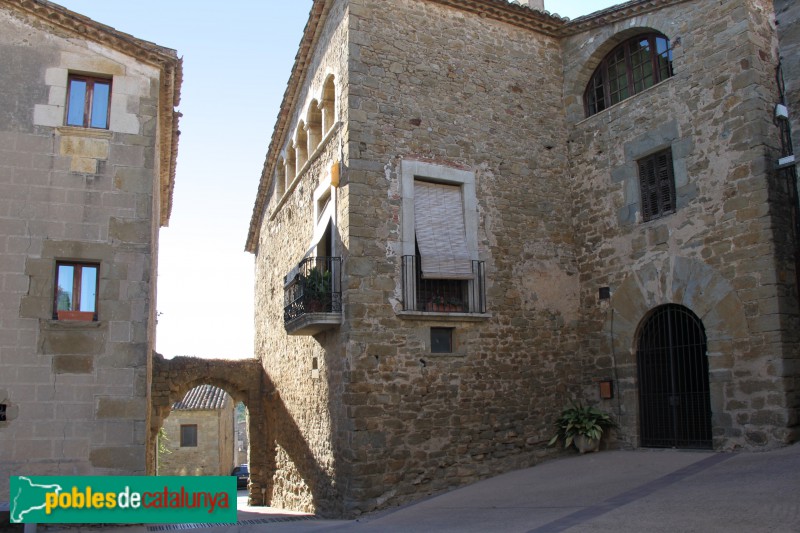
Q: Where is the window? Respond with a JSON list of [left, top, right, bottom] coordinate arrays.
[[0, 404, 6, 422], [321, 75, 335, 134], [638, 148, 676, 222], [54, 261, 99, 320], [431, 327, 454, 353], [585, 33, 673, 117], [180, 424, 198, 447], [66, 75, 111, 129], [399, 160, 485, 313]]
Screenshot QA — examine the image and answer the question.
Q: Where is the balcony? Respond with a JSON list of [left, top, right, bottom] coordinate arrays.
[[284, 256, 342, 336], [401, 255, 486, 314]]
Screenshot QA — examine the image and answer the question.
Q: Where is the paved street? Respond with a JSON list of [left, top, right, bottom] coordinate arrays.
[[34, 443, 800, 532]]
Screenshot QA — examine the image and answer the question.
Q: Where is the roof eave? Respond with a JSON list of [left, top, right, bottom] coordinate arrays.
[[243, 0, 691, 252], [5, 0, 183, 227]]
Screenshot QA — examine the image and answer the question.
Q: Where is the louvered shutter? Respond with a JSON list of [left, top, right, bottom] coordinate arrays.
[[656, 149, 675, 214], [414, 181, 473, 279], [638, 157, 658, 221], [638, 148, 675, 221]]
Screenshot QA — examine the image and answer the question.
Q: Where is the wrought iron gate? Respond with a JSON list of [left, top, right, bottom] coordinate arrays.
[[637, 304, 712, 449]]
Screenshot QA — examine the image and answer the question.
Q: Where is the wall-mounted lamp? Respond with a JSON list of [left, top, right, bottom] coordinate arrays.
[[330, 161, 340, 187], [599, 379, 614, 400]]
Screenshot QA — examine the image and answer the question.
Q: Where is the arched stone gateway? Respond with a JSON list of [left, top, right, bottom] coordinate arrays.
[[603, 255, 790, 450], [149, 354, 338, 511], [149, 354, 275, 505]]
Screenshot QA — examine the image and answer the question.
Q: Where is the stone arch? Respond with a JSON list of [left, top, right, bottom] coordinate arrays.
[[149, 354, 274, 505], [295, 121, 308, 171], [276, 157, 286, 197], [285, 144, 296, 184], [606, 255, 748, 448], [321, 74, 335, 134], [306, 99, 322, 154], [149, 354, 339, 513]]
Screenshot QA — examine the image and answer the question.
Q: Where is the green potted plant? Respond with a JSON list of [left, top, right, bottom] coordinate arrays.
[[302, 267, 332, 312], [548, 402, 617, 453], [425, 294, 465, 312]]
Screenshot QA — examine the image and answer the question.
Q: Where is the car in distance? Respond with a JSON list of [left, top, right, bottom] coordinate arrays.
[[231, 464, 249, 489]]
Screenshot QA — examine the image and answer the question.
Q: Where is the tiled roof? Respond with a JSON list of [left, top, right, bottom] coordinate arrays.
[[172, 385, 229, 411]]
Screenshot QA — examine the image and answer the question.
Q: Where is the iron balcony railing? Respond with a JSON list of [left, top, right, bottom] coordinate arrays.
[[284, 256, 342, 324], [401, 255, 486, 313]]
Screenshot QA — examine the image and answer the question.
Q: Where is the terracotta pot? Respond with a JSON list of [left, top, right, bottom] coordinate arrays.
[[57, 310, 94, 321], [573, 434, 600, 454], [425, 302, 462, 312]]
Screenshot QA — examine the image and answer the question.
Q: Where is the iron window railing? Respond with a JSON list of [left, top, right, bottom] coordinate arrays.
[[284, 256, 342, 323], [401, 255, 485, 313]]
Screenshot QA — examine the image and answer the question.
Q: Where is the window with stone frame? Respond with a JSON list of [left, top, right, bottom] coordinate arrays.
[[413, 180, 472, 312], [66, 74, 111, 129], [585, 33, 673, 117], [399, 160, 485, 314], [180, 424, 198, 447], [53, 261, 99, 320], [638, 148, 676, 222]]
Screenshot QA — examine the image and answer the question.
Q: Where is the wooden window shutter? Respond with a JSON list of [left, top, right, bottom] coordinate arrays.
[[656, 149, 675, 214], [414, 180, 473, 279], [638, 148, 675, 222], [638, 157, 657, 221]]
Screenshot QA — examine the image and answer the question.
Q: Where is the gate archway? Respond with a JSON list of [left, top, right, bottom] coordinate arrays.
[[637, 304, 712, 449], [149, 354, 275, 505]]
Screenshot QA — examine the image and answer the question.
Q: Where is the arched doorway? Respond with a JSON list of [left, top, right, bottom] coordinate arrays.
[[637, 304, 712, 449]]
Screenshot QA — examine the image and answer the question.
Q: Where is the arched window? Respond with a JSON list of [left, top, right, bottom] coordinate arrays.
[[321, 75, 335, 134], [307, 100, 322, 153], [296, 122, 308, 171], [585, 33, 673, 117], [285, 145, 296, 185], [276, 158, 286, 197]]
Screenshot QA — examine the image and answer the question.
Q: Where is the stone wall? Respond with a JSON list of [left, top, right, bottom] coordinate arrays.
[[344, 0, 578, 515], [251, 0, 800, 519], [562, 0, 799, 448], [0, 6, 171, 501], [253, 0, 350, 518], [774, 0, 800, 461], [775, 0, 800, 158]]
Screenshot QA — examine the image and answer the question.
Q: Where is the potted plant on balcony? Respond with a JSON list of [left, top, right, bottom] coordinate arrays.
[[425, 295, 464, 312], [303, 267, 332, 313], [548, 402, 617, 454]]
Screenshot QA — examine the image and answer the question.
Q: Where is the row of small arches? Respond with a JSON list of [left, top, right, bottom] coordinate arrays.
[[276, 75, 336, 197], [272, 31, 673, 191]]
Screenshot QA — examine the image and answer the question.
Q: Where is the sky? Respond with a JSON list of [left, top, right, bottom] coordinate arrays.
[[53, 0, 620, 359]]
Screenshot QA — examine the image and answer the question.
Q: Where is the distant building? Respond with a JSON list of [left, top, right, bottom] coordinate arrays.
[[235, 403, 249, 466], [158, 385, 235, 477], [246, 0, 800, 517], [0, 0, 181, 503]]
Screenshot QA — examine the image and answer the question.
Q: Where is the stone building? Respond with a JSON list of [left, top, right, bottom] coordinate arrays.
[[246, 0, 800, 518], [0, 0, 181, 502], [158, 385, 235, 477]]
